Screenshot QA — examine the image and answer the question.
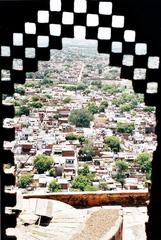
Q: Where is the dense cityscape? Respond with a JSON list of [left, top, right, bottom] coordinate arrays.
[[4, 41, 156, 194], [2, 1, 159, 239]]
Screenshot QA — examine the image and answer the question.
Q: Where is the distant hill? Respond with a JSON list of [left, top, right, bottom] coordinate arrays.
[[63, 38, 97, 48]]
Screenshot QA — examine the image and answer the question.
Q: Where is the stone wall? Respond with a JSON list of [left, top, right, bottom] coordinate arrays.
[[23, 190, 149, 208]]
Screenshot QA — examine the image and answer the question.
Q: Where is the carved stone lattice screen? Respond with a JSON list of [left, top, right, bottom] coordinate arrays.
[[0, 0, 161, 239]]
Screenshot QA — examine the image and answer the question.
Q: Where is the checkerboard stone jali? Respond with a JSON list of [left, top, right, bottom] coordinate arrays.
[[0, 1, 161, 239]]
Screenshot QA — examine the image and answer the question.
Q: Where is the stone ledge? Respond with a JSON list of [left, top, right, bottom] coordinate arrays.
[[23, 190, 149, 208]]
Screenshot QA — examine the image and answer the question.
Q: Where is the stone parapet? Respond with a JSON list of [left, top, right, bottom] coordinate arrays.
[[23, 190, 149, 208]]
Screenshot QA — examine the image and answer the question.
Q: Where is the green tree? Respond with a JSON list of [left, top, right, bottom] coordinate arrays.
[[29, 101, 42, 108], [87, 102, 99, 115], [76, 83, 88, 91], [143, 106, 155, 113], [48, 179, 61, 192], [15, 87, 25, 95], [53, 113, 61, 120], [135, 152, 152, 179], [102, 84, 122, 94], [115, 160, 128, 188], [120, 103, 134, 112], [31, 96, 39, 102], [79, 140, 94, 160], [33, 154, 54, 174], [100, 100, 109, 108], [78, 135, 87, 145], [112, 92, 138, 107], [91, 80, 102, 89], [117, 122, 135, 134], [130, 98, 138, 108], [41, 78, 53, 86], [103, 144, 110, 151], [48, 168, 56, 177], [65, 133, 78, 141], [21, 122, 30, 128], [105, 67, 120, 80], [63, 97, 71, 104], [71, 174, 92, 191], [99, 100, 108, 112], [16, 106, 30, 116], [84, 185, 98, 191], [45, 94, 52, 99], [71, 164, 95, 191], [17, 173, 33, 188], [98, 104, 106, 113], [64, 85, 77, 91], [69, 109, 93, 128], [78, 164, 90, 176], [99, 182, 109, 191], [13, 100, 21, 106], [104, 136, 121, 153], [24, 81, 38, 88]]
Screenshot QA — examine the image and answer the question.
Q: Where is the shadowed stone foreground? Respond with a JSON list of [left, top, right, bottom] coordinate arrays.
[[7, 198, 122, 240], [7, 193, 148, 240], [123, 207, 148, 240]]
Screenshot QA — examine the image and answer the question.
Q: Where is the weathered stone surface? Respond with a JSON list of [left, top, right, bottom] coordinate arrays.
[[123, 207, 148, 240], [23, 191, 149, 208], [7, 199, 123, 240], [71, 206, 122, 240], [19, 213, 39, 225]]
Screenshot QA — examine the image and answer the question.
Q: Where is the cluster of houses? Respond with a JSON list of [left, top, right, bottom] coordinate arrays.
[[36, 45, 116, 83], [3, 45, 157, 193], [4, 84, 156, 193]]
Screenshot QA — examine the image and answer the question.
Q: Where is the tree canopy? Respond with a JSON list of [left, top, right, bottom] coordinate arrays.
[[17, 173, 33, 188], [65, 133, 78, 141], [71, 164, 94, 191], [48, 179, 61, 192], [78, 164, 90, 176], [29, 101, 42, 108], [86, 102, 99, 115], [15, 86, 25, 95], [102, 84, 123, 94], [115, 160, 128, 188], [91, 80, 102, 89], [104, 136, 121, 153], [99, 100, 109, 112], [78, 135, 87, 145], [112, 92, 139, 107], [143, 106, 155, 113], [135, 152, 152, 179], [41, 77, 53, 86], [31, 96, 40, 102], [71, 174, 92, 191], [120, 103, 134, 112], [63, 96, 71, 104], [76, 83, 88, 91], [16, 106, 30, 116], [33, 154, 54, 174], [78, 140, 94, 161], [69, 109, 93, 128], [117, 122, 135, 134]]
